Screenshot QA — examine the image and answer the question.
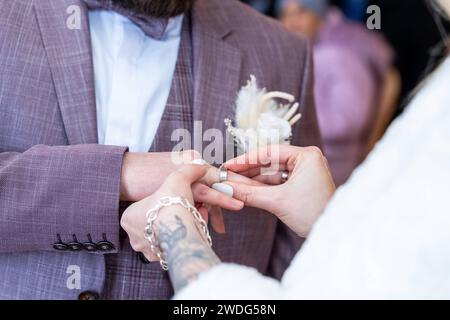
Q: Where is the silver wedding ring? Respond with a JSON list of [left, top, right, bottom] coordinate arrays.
[[281, 171, 289, 183], [219, 165, 228, 183]]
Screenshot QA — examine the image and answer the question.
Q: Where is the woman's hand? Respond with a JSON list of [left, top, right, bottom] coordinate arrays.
[[121, 162, 232, 291], [121, 160, 258, 261], [120, 161, 255, 262], [224, 145, 336, 238]]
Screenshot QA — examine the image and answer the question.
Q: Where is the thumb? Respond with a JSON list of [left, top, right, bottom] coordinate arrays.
[[224, 181, 277, 213]]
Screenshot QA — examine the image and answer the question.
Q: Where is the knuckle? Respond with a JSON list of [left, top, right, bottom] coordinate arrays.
[[129, 239, 140, 252], [240, 190, 252, 204], [191, 182, 201, 194], [136, 243, 148, 253], [195, 184, 210, 199], [306, 146, 324, 159], [120, 216, 130, 231], [144, 252, 156, 262]]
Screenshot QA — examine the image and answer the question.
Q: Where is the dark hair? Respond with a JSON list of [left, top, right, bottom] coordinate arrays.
[[400, 0, 449, 111], [425, 0, 449, 59]]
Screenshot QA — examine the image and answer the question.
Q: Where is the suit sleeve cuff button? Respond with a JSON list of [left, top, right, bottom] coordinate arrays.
[[97, 241, 114, 251], [53, 243, 69, 251]]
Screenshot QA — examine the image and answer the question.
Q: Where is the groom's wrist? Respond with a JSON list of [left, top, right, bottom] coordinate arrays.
[[120, 152, 133, 201], [119, 152, 161, 201]]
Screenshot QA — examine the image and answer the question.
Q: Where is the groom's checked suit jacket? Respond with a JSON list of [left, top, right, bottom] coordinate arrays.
[[0, 0, 321, 299]]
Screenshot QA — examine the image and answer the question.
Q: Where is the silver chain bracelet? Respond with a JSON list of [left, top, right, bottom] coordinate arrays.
[[144, 196, 213, 271]]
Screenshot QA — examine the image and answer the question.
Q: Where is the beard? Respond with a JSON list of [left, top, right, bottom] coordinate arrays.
[[113, 0, 196, 18]]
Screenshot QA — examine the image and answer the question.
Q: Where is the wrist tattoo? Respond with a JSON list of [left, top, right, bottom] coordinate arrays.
[[159, 215, 220, 292]]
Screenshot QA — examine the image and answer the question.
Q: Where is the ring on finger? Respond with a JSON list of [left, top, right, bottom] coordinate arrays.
[[219, 164, 228, 183], [281, 171, 289, 183]]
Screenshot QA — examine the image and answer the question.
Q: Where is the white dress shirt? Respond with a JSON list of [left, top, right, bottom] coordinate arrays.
[[88, 11, 184, 152]]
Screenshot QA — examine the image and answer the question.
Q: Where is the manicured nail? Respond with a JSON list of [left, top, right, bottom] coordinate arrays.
[[212, 183, 234, 197], [190, 159, 207, 165]]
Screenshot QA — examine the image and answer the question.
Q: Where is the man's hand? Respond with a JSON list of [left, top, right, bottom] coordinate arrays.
[[120, 150, 201, 202]]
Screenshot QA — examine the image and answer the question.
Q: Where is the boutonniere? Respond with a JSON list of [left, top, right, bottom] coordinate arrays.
[[225, 75, 302, 153]]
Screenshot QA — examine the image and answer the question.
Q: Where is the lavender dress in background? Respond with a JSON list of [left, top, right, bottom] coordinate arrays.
[[314, 9, 393, 186]]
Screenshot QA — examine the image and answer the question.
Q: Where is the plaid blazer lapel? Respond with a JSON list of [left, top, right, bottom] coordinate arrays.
[[34, 0, 98, 145], [191, 0, 242, 159]]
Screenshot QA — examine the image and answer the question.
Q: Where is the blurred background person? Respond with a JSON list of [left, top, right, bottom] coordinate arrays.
[[242, 0, 450, 115], [279, 0, 399, 186], [331, 0, 450, 115], [241, 0, 369, 20], [331, 0, 368, 22], [241, 0, 279, 16]]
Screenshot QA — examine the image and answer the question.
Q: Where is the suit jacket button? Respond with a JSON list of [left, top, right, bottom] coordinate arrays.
[[82, 242, 98, 252], [78, 291, 99, 300], [53, 242, 69, 251], [97, 241, 114, 251], [67, 242, 83, 251]]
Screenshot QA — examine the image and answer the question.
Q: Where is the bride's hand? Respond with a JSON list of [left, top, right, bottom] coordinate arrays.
[[120, 162, 256, 262], [224, 145, 336, 238]]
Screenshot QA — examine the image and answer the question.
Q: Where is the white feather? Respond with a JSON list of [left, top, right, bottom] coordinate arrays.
[[235, 75, 266, 129], [227, 75, 302, 152]]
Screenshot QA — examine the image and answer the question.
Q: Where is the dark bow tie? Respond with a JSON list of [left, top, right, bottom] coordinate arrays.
[[84, 0, 168, 40]]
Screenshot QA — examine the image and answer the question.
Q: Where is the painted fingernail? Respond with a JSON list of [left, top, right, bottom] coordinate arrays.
[[190, 159, 207, 165], [212, 183, 234, 197]]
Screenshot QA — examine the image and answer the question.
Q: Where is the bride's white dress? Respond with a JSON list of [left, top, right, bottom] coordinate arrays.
[[176, 57, 450, 300]]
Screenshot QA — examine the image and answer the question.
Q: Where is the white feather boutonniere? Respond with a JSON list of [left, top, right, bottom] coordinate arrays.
[[225, 75, 302, 153]]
